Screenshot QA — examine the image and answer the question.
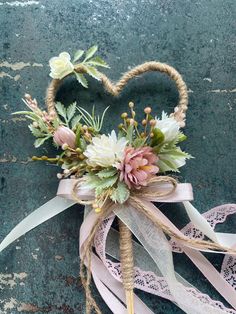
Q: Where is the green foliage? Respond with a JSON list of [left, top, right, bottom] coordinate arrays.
[[177, 132, 187, 143], [73, 49, 84, 63], [77, 105, 109, 133], [55, 102, 77, 127], [75, 124, 82, 149], [28, 125, 45, 137], [55, 102, 67, 120], [110, 181, 130, 204], [71, 115, 81, 130], [13, 111, 38, 120], [85, 65, 101, 80], [133, 137, 146, 148], [97, 168, 118, 179], [84, 173, 102, 189], [85, 173, 119, 197], [13, 109, 52, 147], [34, 136, 51, 148], [84, 45, 98, 61], [87, 56, 109, 68], [150, 128, 165, 147], [73, 45, 109, 88], [126, 125, 134, 144], [75, 72, 88, 88], [158, 147, 192, 172], [95, 175, 119, 196], [67, 103, 77, 121]]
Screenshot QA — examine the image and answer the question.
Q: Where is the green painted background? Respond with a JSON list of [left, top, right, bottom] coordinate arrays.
[[0, 0, 235, 313]]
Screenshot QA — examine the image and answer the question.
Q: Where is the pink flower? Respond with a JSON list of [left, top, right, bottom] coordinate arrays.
[[117, 146, 159, 189], [53, 126, 76, 148]]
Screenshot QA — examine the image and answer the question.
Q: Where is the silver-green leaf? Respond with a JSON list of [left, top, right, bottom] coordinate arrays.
[[73, 49, 84, 63], [97, 168, 117, 179], [85, 65, 101, 80], [67, 102, 76, 122], [28, 125, 45, 137], [55, 102, 67, 120], [75, 72, 88, 88], [110, 182, 130, 204], [95, 175, 118, 196], [71, 115, 81, 129], [34, 136, 50, 148], [84, 45, 98, 61], [87, 56, 109, 68]]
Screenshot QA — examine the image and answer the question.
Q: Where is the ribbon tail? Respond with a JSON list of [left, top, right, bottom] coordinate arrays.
[[183, 201, 219, 243], [115, 204, 233, 314], [91, 254, 155, 314], [0, 196, 76, 252]]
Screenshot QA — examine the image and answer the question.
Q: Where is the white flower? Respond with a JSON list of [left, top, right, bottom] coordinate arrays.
[[155, 111, 180, 142], [84, 130, 127, 168], [49, 52, 74, 79]]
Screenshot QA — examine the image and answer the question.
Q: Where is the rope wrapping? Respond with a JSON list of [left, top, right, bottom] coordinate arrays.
[[45, 61, 188, 127]]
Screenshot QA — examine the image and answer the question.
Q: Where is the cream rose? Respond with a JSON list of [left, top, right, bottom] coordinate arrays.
[[49, 52, 74, 79]]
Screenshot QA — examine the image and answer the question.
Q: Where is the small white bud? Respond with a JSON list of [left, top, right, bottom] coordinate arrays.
[[62, 143, 69, 150]]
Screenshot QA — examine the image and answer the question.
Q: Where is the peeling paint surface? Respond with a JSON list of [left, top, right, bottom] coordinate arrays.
[[0, 1, 41, 7], [0, 1, 235, 313], [0, 62, 43, 71]]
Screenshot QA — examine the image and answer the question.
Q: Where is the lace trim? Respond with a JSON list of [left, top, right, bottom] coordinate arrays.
[[171, 204, 236, 253], [93, 204, 236, 313]]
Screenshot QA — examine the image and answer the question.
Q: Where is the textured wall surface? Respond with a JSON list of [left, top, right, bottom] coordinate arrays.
[[0, 0, 235, 313]]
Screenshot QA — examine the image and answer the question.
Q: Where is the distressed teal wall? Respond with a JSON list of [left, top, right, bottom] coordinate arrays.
[[0, 0, 235, 313]]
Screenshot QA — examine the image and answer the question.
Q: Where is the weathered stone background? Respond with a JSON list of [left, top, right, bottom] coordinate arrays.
[[0, 0, 235, 313]]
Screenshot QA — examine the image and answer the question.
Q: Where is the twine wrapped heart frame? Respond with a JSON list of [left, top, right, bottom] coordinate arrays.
[[1, 48, 236, 314]]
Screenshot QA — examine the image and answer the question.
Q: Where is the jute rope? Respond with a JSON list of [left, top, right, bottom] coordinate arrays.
[[119, 221, 134, 313], [79, 203, 114, 314], [45, 61, 188, 127]]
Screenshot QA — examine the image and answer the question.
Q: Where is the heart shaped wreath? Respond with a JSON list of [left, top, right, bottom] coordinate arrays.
[[1, 46, 236, 314]]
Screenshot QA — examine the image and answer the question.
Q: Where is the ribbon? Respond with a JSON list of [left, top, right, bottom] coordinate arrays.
[[0, 178, 236, 314]]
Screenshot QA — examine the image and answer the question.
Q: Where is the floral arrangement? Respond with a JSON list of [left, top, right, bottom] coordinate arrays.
[[1, 46, 235, 314], [14, 96, 191, 212]]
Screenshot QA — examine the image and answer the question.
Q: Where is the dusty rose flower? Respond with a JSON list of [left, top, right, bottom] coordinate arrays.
[[53, 126, 76, 148], [117, 146, 159, 189]]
